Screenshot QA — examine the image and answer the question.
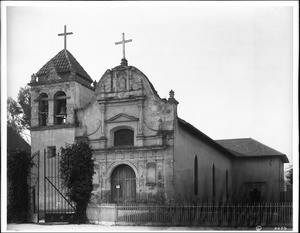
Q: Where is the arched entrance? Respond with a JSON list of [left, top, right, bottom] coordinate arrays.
[[111, 164, 136, 203]]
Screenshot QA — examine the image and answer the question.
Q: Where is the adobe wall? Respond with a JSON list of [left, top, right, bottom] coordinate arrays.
[[232, 157, 284, 202], [174, 122, 233, 202]]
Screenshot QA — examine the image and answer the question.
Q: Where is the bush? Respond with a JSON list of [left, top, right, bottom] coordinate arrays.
[[7, 149, 33, 223], [60, 141, 95, 223]]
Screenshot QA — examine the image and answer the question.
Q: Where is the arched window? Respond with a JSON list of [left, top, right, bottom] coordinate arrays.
[[39, 93, 48, 126], [54, 91, 67, 125], [194, 155, 198, 195], [212, 164, 215, 202], [114, 129, 134, 147], [226, 170, 229, 202]]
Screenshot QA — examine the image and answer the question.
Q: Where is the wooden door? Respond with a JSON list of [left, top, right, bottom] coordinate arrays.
[[111, 164, 136, 203]]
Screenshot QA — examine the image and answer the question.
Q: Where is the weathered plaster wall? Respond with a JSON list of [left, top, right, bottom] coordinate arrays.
[[30, 128, 76, 212], [232, 158, 283, 202], [74, 82, 94, 108], [174, 122, 232, 202]]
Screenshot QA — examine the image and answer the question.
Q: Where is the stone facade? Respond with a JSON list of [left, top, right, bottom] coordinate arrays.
[[75, 64, 177, 203]]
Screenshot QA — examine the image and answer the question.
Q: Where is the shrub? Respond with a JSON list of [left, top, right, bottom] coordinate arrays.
[[7, 149, 33, 223], [60, 141, 95, 223]]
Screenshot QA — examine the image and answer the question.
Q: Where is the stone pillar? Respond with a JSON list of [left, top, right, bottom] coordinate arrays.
[[99, 104, 107, 148], [47, 97, 54, 126], [31, 90, 39, 127], [136, 100, 144, 146]]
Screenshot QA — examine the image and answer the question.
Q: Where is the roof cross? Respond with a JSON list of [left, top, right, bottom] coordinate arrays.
[[115, 33, 132, 60], [58, 25, 73, 51]]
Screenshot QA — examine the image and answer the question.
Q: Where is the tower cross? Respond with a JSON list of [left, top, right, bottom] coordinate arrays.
[[58, 25, 73, 51], [115, 33, 132, 59]]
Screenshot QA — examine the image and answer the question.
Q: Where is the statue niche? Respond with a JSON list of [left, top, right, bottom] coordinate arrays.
[[117, 71, 127, 91]]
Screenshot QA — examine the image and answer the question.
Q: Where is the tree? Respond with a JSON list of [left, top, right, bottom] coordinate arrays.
[[60, 140, 95, 223], [7, 149, 34, 222], [17, 85, 31, 129], [7, 85, 31, 142], [286, 165, 293, 184], [7, 97, 23, 134]]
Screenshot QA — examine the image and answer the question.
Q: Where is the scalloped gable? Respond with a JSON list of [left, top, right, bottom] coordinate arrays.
[[96, 65, 160, 99]]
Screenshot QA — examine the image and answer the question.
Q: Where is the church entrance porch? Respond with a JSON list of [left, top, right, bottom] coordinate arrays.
[[111, 164, 136, 203]]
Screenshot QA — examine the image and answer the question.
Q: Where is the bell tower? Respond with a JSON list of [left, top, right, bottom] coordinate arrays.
[[29, 25, 95, 155]]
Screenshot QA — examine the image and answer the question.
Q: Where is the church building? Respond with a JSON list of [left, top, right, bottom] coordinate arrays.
[[29, 30, 288, 215]]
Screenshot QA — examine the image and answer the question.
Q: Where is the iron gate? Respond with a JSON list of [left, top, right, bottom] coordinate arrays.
[[43, 149, 75, 222]]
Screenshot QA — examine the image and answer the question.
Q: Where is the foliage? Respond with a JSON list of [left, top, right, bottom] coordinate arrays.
[[60, 140, 95, 223], [7, 149, 34, 223], [17, 85, 31, 129], [7, 97, 23, 134], [286, 165, 293, 184]]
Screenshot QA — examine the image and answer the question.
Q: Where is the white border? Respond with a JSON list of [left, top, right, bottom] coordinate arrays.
[[1, 1, 299, 232]]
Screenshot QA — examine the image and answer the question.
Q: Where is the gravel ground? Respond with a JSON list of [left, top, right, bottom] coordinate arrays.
[[6, 223, 292, 232]]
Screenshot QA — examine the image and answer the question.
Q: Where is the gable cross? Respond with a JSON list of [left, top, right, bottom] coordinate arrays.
[[58, 25, 73, 51], [115, 33, 132, 59]]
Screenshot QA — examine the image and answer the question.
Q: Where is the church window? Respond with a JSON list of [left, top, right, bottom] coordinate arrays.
[[212, 164, 215, 202], [226, 170, 229, 201], [114, 129, 134, 147], [47, 146, 56, 158], [194, 155, 198, 195], [39, 93, 48, 126], [54, 91, 67, 125]]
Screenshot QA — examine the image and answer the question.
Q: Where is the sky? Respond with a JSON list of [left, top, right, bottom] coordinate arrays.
[[2, 1, 298, 165]]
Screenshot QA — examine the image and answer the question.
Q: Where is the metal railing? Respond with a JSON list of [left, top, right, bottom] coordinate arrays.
[[96, 202, 293, 226]]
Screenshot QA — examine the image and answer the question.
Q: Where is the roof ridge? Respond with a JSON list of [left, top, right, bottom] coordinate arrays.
[[250, 138, 285, 156], [215, 137, 252, 141], [64, 49, 73, 70]]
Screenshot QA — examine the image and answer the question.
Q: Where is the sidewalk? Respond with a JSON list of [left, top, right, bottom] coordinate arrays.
[[6, 223, 293, 232]]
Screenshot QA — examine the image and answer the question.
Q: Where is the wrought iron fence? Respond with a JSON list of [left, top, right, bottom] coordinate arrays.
[[94, 202, 293, 227]]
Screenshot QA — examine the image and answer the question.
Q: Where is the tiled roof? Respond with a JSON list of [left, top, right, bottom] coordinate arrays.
[[36, 50, 93, 83], [178, 118, 289, 163], [216, 138, 289, 162], [7, 126, 31, 153]]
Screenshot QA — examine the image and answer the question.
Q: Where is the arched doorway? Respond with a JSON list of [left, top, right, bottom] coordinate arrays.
[[111, 164, 136, 203]]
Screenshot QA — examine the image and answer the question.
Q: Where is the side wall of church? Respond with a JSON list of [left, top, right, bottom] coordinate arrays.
[[173, 123, 233, 202], [232, 157, 284, 202]]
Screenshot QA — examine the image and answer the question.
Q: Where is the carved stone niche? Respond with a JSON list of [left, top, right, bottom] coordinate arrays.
[[146, 162, 156, 189], [117, 71, 127, 92], [100, 74, 112, 93]]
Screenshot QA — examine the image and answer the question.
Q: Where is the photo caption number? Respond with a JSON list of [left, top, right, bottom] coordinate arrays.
[[274, 226, 287, 230]]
